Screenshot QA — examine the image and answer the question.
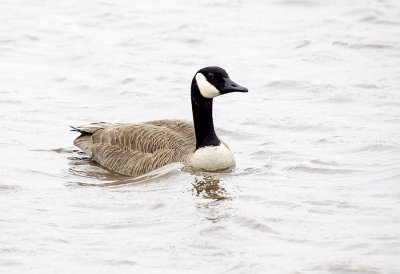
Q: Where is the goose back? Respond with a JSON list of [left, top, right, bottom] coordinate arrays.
[[73, 120, 196, 176]]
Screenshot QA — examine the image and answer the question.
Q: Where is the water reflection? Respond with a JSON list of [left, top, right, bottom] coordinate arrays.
[[67, 151, 124, 181], [191, 176, 232, 223], [192, 175, 228, 200], [65, 148, 183, 187]]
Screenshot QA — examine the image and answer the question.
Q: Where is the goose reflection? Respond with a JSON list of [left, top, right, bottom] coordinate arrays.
[[66, 149, 182, 187], [192, 175, 229, 200]]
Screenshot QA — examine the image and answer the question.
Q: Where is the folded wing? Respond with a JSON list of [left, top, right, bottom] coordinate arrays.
[[73, 120, 196, 176]]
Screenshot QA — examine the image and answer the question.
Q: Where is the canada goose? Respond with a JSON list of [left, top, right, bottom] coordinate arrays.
[[72, 66, 248, 177]]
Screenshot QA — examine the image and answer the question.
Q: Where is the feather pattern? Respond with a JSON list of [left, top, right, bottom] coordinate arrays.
[[72, 66, 247, 177], [73, 120, 196, 176]]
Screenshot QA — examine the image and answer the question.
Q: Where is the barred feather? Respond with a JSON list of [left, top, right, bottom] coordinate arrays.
[[73, 120, 196, 176]]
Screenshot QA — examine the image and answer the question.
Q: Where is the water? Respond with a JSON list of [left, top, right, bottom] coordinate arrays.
[[1, 0, 400, 273]]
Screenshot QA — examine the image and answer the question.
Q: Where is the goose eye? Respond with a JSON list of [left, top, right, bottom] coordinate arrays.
[[208, 73, 215, 80]]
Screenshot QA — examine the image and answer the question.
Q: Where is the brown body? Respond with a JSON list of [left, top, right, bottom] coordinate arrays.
[[73, 120, 196, 176]]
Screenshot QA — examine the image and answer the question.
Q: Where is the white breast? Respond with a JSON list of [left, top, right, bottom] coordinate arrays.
[[189, 143, 236, 171]]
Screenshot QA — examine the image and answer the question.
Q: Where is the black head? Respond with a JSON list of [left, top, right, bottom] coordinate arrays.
[[193, 66, 248, 99]]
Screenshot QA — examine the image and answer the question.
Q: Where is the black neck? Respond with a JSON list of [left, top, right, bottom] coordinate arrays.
[[191, 80, 220, 149]]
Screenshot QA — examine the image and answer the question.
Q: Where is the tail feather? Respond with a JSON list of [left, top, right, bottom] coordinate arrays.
[[71, 122, 113, 157], [70, 126, 91, 136], [70, 122, 114, 135]]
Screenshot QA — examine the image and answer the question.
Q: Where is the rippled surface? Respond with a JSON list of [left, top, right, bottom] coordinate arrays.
[[1, 0, 400, 273]]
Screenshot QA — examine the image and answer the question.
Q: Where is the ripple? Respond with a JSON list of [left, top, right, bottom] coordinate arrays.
[[333, 41, 394, 49], [69, 164, 183, 187], [313, 97, 354, 104], [294, 40, 311, 49], [347, 144, 400, 153], [234, 216, 277, 234], [0, 184, 21, 193], [285, 164, 359, 174], [264, 80, 309, 90], [310, 159, 342, 166], [355, 84, 381, 90], [360, 15, 400, 26], [276, 0, 320, 7], [104, 259, 137, 265]]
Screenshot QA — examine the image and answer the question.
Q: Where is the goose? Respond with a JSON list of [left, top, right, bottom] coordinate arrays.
[[72, 66, 248, 177]]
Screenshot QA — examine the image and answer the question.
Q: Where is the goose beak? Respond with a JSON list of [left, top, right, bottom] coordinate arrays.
[[221, 77, 248, 94]]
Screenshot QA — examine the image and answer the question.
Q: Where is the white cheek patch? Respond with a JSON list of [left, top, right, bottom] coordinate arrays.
[[195, 73, 220, 98]]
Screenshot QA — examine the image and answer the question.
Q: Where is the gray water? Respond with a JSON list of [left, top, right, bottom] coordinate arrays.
[[1, 0, 400, 273]]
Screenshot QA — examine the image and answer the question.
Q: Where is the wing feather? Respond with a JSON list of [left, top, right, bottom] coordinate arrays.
[[73, 120, 195, 176]]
